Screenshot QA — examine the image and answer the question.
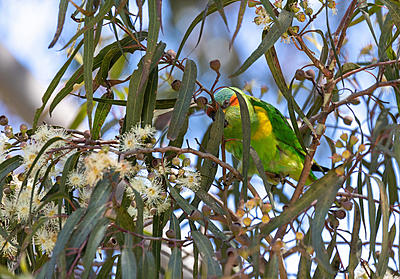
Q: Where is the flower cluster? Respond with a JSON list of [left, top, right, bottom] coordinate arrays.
[[0, 175, 60, 258]]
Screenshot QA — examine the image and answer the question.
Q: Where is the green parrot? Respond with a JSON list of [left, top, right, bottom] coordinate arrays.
[[206, 87, 320, 185]]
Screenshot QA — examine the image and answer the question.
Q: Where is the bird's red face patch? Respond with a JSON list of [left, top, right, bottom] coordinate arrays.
[[229, 94, 239, 107]]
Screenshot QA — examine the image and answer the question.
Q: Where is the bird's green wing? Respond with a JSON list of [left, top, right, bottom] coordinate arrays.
[[247, 95, 305, 157]]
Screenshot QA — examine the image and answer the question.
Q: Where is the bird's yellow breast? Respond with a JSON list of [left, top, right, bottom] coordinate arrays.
[[252, 107, 272, 140]]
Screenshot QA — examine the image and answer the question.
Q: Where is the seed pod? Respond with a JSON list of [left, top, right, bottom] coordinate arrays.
[[202, 204, 212, 216], [343, 116, 353, 125], [189, 210, 203, 221], [305, 69, 315, 80], [171, 80, 181, 91], [0, 115, 8, 126], [341, 200, 353, 211], [334, 210, 346, 219], [295, 69, 306, 81], [166, 229, 175, 238], [136, 153, 145, 161], [209, 59, 221, 72]]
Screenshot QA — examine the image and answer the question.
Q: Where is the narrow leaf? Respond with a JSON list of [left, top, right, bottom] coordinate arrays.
[[42, 208, 85, 279], [92, 90, 113, 140], [231, 10, 293, 77], [121, 234, 137, 279], [166, 248, 183, 279], [234, 89, 251, 200], [48, 0, 69, 48], [192, 231, 222, 277], [81, 218, 110, 279], [167, 60, 197, 141]]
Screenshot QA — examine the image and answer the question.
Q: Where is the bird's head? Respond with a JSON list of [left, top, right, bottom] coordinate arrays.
[[206, 87, 240, 121]]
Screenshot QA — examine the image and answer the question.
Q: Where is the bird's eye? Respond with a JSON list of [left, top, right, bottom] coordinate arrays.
[[221, 100, 230, 109]]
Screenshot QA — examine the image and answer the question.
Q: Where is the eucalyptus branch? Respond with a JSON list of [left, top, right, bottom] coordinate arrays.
[[121, 146, 242, 180], [301, 79, 400, 132]]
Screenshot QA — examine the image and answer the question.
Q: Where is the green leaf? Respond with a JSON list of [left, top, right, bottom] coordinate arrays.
[[366, 177, 376, 259], [334, 62, 360, 79], [121, 234, 137, 279], [167, 59, 197, 141], [311, 171, 342, 274], [260, 170, 345, 237], [147, 0, 161, 57], [61, 0, 114, 50], [68, 101, 87, 129], [166, 248, 183, 279], [230, 0, 247, 47], [98, 255, 119, 278], [49, 32, 147, 115], [373, 176, 391, 277], [169, 186, 229, 241], [67, 172, 116, 270], [381, 0, 400, 30], [81, 218, 110, 279], [34, 39, 84, 128], [48, 0, 69, 48], [84, 0, 95, 131], [141, 68, 159, 126], [176, 0, 238, 62], [264, 250, 279, 279], [199, 107, 224, 192], [231, 10, 293, 77], [0, 155, 22, 183], [152, 213, 163, 275], [92, 90, 113, 139], [234, 89, 251, 200], [214, 0, 229, 28], [41, 208, 85, 279], [263, 42, 288, 95], [191, 231, 222, 277], [250, 147, 274, 207], [348, 203, 361, 279]]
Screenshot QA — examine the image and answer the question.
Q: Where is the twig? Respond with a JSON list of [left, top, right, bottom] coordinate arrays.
[[122, 146, 242, 180]]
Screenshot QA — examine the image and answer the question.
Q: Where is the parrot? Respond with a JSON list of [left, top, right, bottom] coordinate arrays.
[[206, 87, 322, 185]]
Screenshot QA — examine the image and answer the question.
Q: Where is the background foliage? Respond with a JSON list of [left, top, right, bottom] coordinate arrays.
[[0, 0, 399, 278]]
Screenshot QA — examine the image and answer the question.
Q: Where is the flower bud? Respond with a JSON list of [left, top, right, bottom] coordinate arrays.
[[20, 124, 28, 133], [296, 12, 306, 22], [335, 140, 344, 148], [340, 133, 348, 142], [172, 157, 180, 166], [305, 7, 313, 16], [182, 158, 191, 167]]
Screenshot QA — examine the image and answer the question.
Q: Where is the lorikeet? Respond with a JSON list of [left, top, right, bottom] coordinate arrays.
[[206, 87, 318, 184]]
